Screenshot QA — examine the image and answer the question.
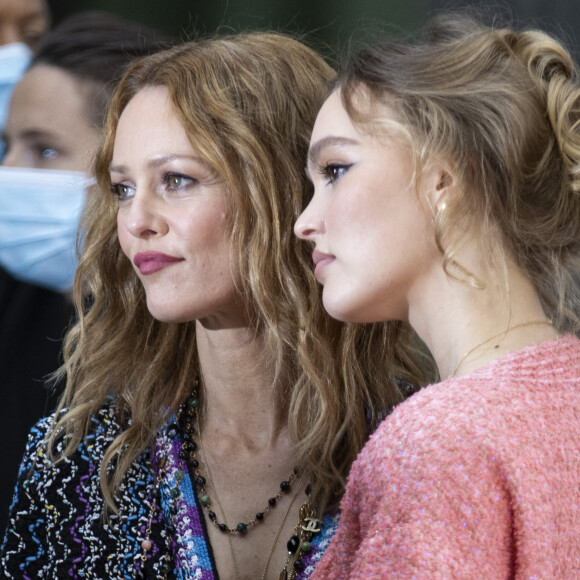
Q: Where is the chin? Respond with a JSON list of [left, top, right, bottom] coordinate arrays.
[[148, 311, 189, 324], [323, 294, 360, 324], [323, 292, 390, 325], [145, 299, 191, 324]]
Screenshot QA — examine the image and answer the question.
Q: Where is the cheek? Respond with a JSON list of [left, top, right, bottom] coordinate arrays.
[[327, 192, 379, 249], [116, 212, 131, 257], [182, 205, 230, 247]]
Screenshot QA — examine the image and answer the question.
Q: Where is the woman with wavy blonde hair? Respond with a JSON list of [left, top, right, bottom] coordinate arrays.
[[295, 11, 580, 579], [1, 32, 426, 579]]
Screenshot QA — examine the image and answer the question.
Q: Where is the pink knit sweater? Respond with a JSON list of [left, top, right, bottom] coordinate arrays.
[[313, 335, 580, 579]]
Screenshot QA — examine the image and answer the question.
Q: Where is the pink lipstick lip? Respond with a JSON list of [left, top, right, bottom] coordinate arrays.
[[312, 250, 335, 279], [133, 252, 184, 275]]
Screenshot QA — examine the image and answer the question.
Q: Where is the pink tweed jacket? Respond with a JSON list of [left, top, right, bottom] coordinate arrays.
[[313, 335, 580, 579]]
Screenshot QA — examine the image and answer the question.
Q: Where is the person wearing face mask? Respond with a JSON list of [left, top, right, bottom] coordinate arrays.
[[0, 0, 50, 136], [0, 10, 174, 535], [0, 43, 31, 132]]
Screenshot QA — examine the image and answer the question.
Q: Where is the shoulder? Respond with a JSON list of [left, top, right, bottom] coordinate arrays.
[[21, 400, 124, 466], [2, 401, 156, 576], [350, 335, 580, 490], [360, 375, 491, 463], [8, 401, 129, 511]]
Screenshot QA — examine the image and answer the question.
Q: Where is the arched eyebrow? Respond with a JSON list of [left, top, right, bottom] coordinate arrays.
[[307, 136, 359, 169], [109, 154, 205, 174]]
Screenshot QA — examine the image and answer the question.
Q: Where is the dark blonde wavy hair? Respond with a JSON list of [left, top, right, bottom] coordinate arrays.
[[339, 12, 580, 336], [51, 32, 429, 511]]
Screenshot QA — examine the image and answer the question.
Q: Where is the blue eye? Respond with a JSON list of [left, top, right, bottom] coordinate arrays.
[[318, 163, 352, 184], [39, 146, 59, 159]]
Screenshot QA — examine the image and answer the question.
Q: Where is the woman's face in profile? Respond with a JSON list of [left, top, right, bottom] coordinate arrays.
[[112, 86, 245, 327], [295, 90, 437, 324], [2, 64, 101, 171]]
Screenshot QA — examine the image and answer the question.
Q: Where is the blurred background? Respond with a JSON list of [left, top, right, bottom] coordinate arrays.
[[46, 0, 580, 59]]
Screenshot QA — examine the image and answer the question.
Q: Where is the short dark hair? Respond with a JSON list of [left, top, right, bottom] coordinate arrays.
[[31, 11, 175, 127]]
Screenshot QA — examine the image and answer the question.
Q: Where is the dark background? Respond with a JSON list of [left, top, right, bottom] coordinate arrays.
[[46, 0, 580, 60]]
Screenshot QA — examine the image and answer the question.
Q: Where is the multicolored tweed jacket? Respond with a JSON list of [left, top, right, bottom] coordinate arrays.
[[0, 403, 339, 578]]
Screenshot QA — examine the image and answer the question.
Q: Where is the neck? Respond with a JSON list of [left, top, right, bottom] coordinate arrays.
[[409, 258, 558, 380], [194, 321, 287, 454]]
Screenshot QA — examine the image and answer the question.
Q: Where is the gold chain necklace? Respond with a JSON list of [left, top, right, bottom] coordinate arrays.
[[451, 318, 552, 377], [197, 411, 303, 580], [187, 378, 298, 536]]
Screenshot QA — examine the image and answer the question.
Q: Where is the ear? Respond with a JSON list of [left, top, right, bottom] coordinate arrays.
[[422, 160, 456, 215]]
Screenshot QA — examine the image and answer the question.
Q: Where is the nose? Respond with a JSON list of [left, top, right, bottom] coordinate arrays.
[[1, 147, 19, 167], [294, 196, 326, 241], [119, 191, 168, 240], [1, 140, 27, 167]]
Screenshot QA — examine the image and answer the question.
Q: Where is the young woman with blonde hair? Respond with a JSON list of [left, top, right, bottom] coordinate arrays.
[[296, 12, 580, 578], [1, 32, 426, 579]]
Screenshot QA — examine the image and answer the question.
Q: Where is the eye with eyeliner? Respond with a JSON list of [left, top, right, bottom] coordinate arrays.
[[109, 182, 134, 201], [163, 172, 198, 191], [109, 171, 200, 201], [318, 162, 353, 184]]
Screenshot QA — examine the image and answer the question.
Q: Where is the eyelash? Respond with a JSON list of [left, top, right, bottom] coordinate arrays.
[[163, 172, 197, 190], [109, 182, 133, 200], [318, 163, 352, 184], [109, 172, 198, 200]]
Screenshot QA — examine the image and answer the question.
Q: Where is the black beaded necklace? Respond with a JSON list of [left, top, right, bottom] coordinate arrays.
[[280, 492, 322, 579], [176, 376, 299, 536], [162, 377, 323, 579]]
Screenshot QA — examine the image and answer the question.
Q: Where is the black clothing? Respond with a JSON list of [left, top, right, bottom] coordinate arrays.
[[0, 267, 73, 534]]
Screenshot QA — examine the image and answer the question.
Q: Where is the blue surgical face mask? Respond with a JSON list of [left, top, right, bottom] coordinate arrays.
[[0, 43, 31, 133], [0, 166, 90, 292]]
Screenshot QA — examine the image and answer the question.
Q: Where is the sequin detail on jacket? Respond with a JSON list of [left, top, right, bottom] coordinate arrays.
[[1, 403, 338, 579]]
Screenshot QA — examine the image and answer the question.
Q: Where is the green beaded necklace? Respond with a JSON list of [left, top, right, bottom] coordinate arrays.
[[180, 377, 299, 536]]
